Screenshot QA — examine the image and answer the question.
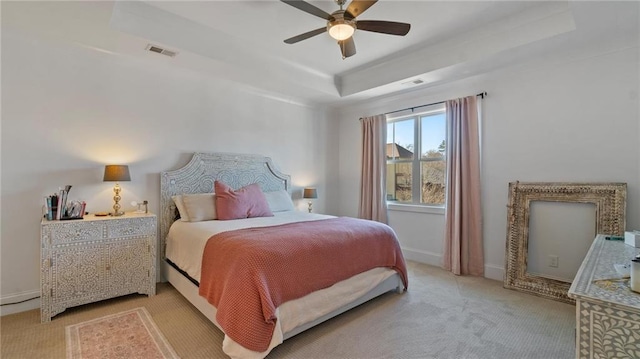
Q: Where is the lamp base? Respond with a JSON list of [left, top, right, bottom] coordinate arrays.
[[308, 201, 313, 213], [112, 183, 124, 217]]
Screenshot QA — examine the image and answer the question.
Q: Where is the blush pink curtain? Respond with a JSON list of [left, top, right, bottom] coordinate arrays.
[[359, 115, 388, 224], [443, 96, 484, 276]]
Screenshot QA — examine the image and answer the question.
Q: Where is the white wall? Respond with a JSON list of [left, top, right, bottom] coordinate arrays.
[[0, 27, 338, 314], [527, 201, 596, 282], [335, 41, 640, 281]]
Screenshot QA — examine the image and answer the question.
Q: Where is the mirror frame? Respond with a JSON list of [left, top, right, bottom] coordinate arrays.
[[504, 182, 626, 303]]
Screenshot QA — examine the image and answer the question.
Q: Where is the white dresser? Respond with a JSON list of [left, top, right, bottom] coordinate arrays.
[[568, 234, 640, 358], [40, 212, 157, 322]]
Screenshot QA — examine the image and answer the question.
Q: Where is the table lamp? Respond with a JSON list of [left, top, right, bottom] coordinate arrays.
[[303, 188, 318, 213], [103, 165, 131, 216]]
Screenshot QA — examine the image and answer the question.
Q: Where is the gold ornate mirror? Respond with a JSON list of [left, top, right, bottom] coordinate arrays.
[[504, 182, 626, 303]]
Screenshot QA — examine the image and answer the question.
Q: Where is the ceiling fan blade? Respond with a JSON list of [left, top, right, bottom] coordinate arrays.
[[281, 0, 331, 20], [345, 0, 377, 18], [338, 37, 356, 59], [356, 20, 410, 36], [284, 27, 327, 44]]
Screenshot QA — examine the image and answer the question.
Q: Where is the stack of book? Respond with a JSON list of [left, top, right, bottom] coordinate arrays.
[[44, 185, 85, 220]]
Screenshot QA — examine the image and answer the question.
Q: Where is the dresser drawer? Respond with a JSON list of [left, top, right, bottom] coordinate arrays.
[[106, 217, 154, 238], [46, 221, 106, 244]]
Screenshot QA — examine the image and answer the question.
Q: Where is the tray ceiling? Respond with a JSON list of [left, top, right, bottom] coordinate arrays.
[[3, 1, 638, 108]]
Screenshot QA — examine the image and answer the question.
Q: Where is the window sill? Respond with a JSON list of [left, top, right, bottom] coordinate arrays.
[[387, 203, 445, 215]]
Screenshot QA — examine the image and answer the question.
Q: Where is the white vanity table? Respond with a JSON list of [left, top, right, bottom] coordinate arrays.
[[568, 234, 640, 358]]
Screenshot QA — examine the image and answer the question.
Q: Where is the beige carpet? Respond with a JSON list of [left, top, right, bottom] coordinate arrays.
[[1, 261, 576, 358], [66, 307, 179, 359]]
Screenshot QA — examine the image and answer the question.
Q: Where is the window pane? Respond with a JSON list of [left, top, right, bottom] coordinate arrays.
[[387, 119, 414, 160], [420, 112, 446, 205], [421, 160, 445, 205], [386, 162, 412, 202], [421, 113, 446, 159]]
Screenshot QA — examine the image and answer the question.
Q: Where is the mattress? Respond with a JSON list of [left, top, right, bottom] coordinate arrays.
[[166, 211, 334, 282]]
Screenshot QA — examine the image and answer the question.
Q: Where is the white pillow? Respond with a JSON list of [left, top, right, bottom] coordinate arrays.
[[263, 190, 295, 212], [172, 195, 189, 222], [182, 193, 217, 222]]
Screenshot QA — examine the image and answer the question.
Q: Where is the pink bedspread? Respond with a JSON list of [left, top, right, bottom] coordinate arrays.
[[198, 217, 408, 352]]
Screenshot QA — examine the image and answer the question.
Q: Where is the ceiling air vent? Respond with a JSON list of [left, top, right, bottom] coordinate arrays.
[[146, 44, 177, 58]]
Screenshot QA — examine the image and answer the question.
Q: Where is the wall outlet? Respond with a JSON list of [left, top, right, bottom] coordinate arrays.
[[548, 255, 559, 268]]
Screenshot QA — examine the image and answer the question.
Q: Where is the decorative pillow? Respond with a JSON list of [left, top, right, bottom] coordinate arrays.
[[263, 190, 295, 212], [214, 181, 273, 220], [172, 195, 189, 222], [182, 193, 217, 222]]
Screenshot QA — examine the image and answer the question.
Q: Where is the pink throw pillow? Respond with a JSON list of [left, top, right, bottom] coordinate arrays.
[[214, 181, 274, 220]]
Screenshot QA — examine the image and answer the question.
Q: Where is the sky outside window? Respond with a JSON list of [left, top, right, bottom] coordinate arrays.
[[387, 119, 414, 155], [421, 113, 446, 154], [387, 112, 445, 155]]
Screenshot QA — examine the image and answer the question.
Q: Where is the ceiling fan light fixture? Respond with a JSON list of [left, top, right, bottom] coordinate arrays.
[[281, 0, 411, 59], [328, 21, 355, 41]]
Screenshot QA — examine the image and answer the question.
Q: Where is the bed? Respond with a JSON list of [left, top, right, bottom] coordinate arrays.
[[160, 152, 407, 359]]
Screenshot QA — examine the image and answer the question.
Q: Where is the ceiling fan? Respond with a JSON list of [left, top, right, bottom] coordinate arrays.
[[281, 0, 411, 59]]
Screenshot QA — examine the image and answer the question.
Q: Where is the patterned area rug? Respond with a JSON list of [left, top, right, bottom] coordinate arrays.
[[66, 307, 179, 359]]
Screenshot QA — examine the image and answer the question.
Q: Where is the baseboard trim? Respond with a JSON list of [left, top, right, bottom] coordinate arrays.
[[401, 247, 442, 267], [401, 246, 504, 281], [0, 290, 40, 317], [484, 264, 504, 281]]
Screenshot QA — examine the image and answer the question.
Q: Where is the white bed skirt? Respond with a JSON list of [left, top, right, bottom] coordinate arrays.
[[164, 261, 404, 359]]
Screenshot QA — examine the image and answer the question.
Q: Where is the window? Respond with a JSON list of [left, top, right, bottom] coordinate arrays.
[[386, 104, 446, 206]]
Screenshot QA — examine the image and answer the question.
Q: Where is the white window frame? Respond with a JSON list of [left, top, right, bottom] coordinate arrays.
[[386, 104, 446, 210]]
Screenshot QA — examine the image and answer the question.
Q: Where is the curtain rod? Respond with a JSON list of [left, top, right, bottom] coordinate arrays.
[[384, 92, 487, 116]]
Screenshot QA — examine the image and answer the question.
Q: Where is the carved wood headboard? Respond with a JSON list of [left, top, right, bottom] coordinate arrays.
[[159, 152, 291, 260]]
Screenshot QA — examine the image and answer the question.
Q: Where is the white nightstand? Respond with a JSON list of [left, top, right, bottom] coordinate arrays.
[[40, 212, 157, 322]]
